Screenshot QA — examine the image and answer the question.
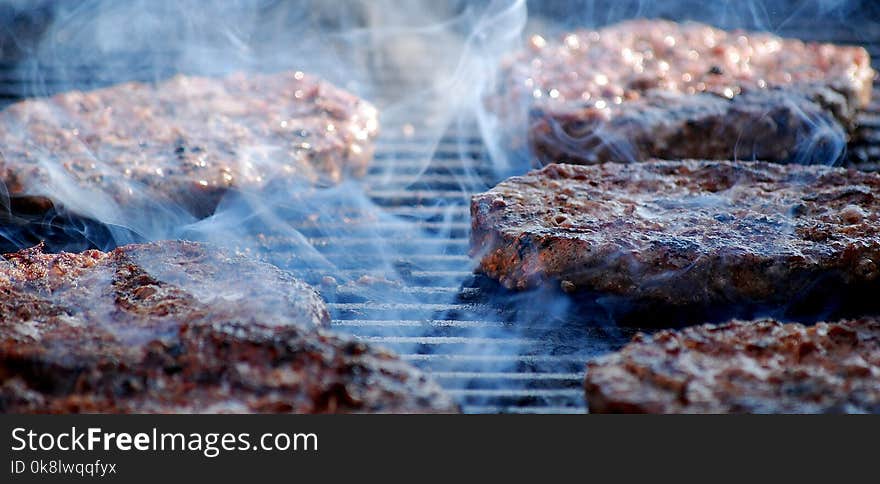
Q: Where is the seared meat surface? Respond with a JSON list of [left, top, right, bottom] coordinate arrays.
[[471, 161, 880, 311], [0, 71, 378, 218], [585, 318, 880, 413], [0, 241, 456, 413], [498, 19, 873, 164]]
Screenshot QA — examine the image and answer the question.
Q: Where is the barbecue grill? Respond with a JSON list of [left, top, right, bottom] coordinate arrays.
[[0, 3, 878, 413]]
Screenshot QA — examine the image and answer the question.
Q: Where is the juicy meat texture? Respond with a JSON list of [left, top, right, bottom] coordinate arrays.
[[498, 19, 874, 164], [585, 318, 880, 413], [471, 161, 880, 309], [0, 242, 456, 413], [0, 71, 379, 218]]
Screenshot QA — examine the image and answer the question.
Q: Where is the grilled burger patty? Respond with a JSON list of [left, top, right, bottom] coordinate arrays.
[[0, 241, 455, 413], [500, 19, 873, 164], [470, 161, 880, 310], [0, 71, 378, 218], [585, 318, 880, 413]]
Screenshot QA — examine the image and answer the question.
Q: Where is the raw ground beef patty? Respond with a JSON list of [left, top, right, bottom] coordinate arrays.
[[0, 71, 379, 219], [0, 241, 456, 413], [497, 19, 874, 165], [470, 161, 880, 313], [585, 317, 880, 413]]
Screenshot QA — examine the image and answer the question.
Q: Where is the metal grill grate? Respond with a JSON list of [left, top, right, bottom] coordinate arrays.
[[306, 129, 619, 413], [0, 30, 878, 414]]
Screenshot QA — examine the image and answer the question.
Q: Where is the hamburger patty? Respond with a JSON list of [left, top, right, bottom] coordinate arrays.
[[498, 19, 873, 164], [470, 161, 880, 311], [0, 71, 379, 218], [585, 318, 880, 413], [0, 241, 456, 413]]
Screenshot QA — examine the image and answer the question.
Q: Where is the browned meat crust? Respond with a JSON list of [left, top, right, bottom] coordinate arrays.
[[0, 242, 456, 413], [0, 71, 379, 218], [585, 318, 880, 413], [470, 161, 880, 311], [498, 19, 874, 164]]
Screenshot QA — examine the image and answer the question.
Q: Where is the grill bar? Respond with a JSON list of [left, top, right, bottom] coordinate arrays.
[[463, 406, 584, 414]]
